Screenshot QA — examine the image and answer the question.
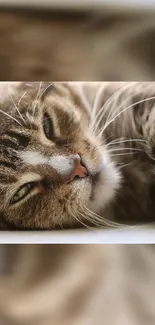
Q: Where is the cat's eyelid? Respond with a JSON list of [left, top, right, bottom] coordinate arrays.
[[42, 109, 61, 138], [17, 172, 41, 185], [7, 173, 42, 206], [7, 172, 41, 201], [10, 182, 40, 206]]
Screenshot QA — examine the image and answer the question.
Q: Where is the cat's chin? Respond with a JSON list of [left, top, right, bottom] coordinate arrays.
[[88, 161, 121, 215]]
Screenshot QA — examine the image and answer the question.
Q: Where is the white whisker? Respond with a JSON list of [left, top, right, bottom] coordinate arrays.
[[18, 91, 27, 108], [109, 152, 141, 157], [83, 206, 128, 229], [0, 110, 22, 126], [68, 207, 91, 229], [107, 147, 145, 153], [31, 82, 43, 119], [99, 95, 155, 139], [39, 83, 53, 100], [91, 82, 134, 136], [106, 138, 147, 147], [8, 85, 26, 126], [118, 162, 133, 169]]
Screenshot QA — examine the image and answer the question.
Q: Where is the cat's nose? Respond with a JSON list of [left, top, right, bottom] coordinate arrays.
[[66, 154, 88, 183]]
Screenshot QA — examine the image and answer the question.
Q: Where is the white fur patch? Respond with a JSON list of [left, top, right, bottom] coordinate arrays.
[[89, 152, 121, 214], [19, 151, 78, 176], [19, 151, 47, 166], [48, 155, 78, 175]]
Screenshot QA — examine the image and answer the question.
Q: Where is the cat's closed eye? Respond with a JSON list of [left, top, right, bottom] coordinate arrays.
[[43, 112, 54, 140], [10, 182, 37, 204]]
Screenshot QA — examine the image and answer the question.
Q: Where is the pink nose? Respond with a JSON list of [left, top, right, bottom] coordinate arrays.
[[67, 155, 88, 183]]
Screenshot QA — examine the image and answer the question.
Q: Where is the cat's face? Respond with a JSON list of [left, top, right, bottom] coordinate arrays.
[[0, 82, 120, 229]]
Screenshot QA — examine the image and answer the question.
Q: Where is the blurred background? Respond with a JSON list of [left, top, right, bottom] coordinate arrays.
[[0, 244, 155, 325], [0, 0, 155, 80]]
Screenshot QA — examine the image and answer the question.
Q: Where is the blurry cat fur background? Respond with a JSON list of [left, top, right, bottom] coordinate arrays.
[[1, 5, 155, 80], [0, 244, 155, 325]]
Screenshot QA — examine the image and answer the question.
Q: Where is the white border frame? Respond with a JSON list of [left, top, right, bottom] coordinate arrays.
[[0, 228, 155, 244]]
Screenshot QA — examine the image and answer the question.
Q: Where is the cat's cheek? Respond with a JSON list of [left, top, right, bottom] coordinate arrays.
[[88, 163, 121, 214]]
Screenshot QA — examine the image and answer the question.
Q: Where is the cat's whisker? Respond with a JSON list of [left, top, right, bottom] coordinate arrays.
[[106, 136, 127, 146], [91, 82, 128, 129], [26, 84, 43, 128], [83, 206, 139, 230], [32, 82, 43, 119], [109, 152, 141, 157], [91, 83, 107, 122], [102, 135, 113, 144], [82, 206, 125, 229], [118, 162, 133, 170], [76, 82, 92, 113], [83, 206, 116, 227], [25, 98, 36, 128], [18, 91, 27, 108], [101, 84, 139, 130], [95, 89, 134, 139], [77, 208, 101, 229], [94, 83, 145, 140], [81, 215, 104, 228], [83, 205, 116, 226], [107, 147, 146, 153], [78, 211, 98, 229], [68, 207, 92, 229], [93, 96, 128, 139], [8, 85, 27, 126], [91, 82, 134, 137], [82, 214, 109, 228], [106, 138, 148, 147], [39, 83, 53, 100], [103, 82, 148, 128], [25, 112, 36, 128], [71, 204, 105, 229], [78, 208, 105, 228], [0, 110, 22, 127], [97, 95, 155, 140], [36, 82, 42, 99], [147, 152, 155, 161]]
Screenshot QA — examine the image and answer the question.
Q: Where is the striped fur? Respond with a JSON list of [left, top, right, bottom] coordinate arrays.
[[0, 82, 155, 229]]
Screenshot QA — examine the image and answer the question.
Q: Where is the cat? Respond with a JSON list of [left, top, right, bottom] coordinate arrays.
[[0, 81, 155, 230], [0, 244, 155, 325], [1, 7, 155, 81]]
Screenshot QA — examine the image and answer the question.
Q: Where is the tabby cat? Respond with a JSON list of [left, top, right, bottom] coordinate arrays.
[[0, 244, 155, 325], [0, 81, 155, 230]]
